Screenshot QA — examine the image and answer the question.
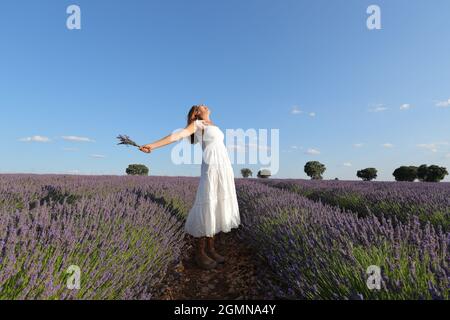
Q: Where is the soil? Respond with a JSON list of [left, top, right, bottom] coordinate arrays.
[[155, 229, 272, 300]]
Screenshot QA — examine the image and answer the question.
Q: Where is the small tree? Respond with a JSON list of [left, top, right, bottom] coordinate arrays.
[[393, 166, 418, 182], [426, 165, 449, 182], [241, 168, 253, 178], [304, 161, 326, 180], [126, 164, 149, 176], [417, 164, 448, 182], [257, 169, 271, 178], [357, 168, 377, 181], [427, 165, 448, 182]]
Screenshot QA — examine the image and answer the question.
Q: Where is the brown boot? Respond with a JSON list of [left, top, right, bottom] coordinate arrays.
[[206, 236, 225, 263], [195, 237, 217, 270]]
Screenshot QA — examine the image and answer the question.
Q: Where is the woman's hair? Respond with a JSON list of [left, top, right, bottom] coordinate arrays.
[[187, 105, 205, 144]]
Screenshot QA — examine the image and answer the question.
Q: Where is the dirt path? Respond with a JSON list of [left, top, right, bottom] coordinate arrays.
[[156, 229, 271, 300]]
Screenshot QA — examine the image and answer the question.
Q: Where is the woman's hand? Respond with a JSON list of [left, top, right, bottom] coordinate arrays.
[[139, 144, 153, 153]]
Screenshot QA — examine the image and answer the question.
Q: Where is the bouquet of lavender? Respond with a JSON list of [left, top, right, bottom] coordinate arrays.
[[117, 134, 141, 148]]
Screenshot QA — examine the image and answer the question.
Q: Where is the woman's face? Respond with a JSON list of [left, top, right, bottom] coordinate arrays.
[[198, 105, 211, 118]]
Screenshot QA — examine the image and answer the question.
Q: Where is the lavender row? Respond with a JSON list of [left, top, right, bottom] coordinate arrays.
[[235, 180, 449, 300], [0, 175, 195, 299], [0, 174, 198, 216], [256, 179, 450, 231]]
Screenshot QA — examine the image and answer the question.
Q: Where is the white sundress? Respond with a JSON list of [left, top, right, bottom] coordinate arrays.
[[184, 119, 241, 238]]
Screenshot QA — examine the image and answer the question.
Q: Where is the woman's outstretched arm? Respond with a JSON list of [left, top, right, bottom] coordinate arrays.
[[139, 121, 197, 153]]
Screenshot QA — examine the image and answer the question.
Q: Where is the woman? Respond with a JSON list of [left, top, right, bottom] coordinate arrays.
[[139, 105, 241, 269]]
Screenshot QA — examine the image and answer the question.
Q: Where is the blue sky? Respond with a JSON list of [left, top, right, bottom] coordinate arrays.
[[1, 0, 449, 181]]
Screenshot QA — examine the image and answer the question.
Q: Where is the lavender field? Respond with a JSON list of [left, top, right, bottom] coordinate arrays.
[[257, 179, 450, 230], [0, 174, 448, 300]]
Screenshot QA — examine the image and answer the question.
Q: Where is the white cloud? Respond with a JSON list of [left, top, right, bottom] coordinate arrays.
[[446, 153, 450, 159], [368, 104, 388, 112], [290, 105, 316, 117], [66, 170, 81, 175], [19, 135, 51, 143], [417, 144, 437, 153], [436, 99, 450, 108], [281, 145, 302, 153], [290, 106, 303, 115], [382, 143, 394, 148], [62, 136, 95, 142], [400, 104, 411, 110], [343, 162, 352, 167], [353, 143, 364, 148], [305, 148, 320, 155], [90, 154, 106, 159], [417, 142, 449, 153]]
